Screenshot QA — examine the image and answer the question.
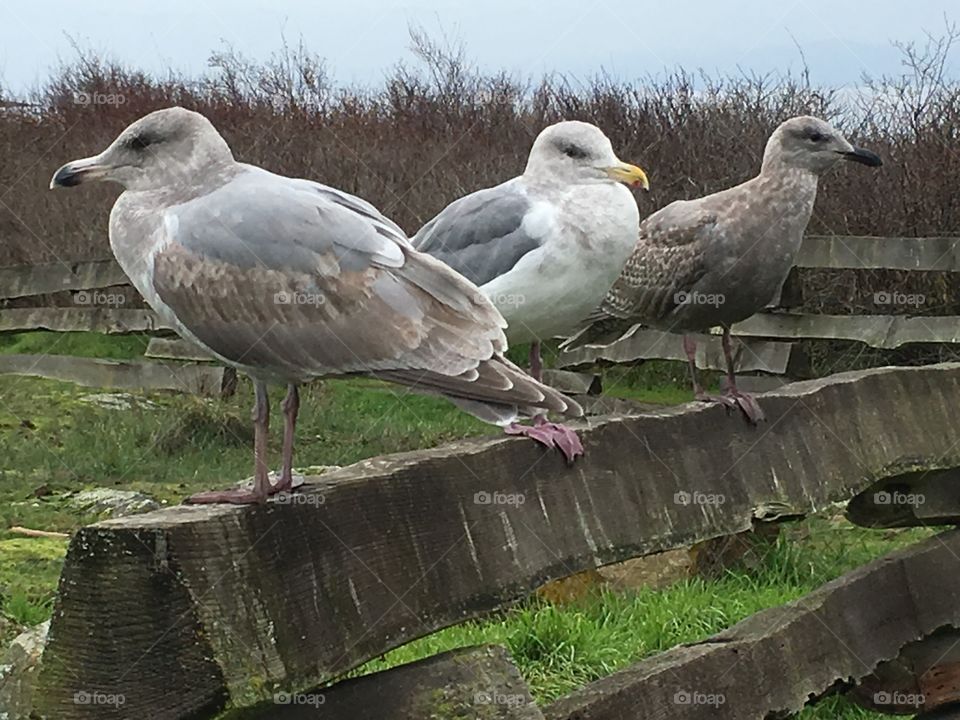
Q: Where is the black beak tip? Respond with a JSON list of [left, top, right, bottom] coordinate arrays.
[[844, 147, 883, 168], [50, 165, 82, 189]]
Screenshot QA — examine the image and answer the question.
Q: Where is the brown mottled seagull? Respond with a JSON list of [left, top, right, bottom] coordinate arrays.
[[50, 106, 583, 504], [564, 116, 882, 422], [414, 120, 648, 460]]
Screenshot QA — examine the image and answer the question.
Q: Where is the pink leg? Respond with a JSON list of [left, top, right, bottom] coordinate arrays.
[[684, 334, 738, 411], [720, 328, 765, 424], [529, 341, 542, 382], [682, 334, 706, 397], [187, 380, 274, 504], [506, 341, 583, 463], [274, 384, 300, 493]]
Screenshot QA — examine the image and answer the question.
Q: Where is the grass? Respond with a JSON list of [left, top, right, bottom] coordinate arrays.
[[343, 516, 932, 716], [0, 330, 152, 359], [0, 332, 937, 719]]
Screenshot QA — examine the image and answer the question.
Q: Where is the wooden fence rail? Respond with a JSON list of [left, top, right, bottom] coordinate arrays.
[[0, 260, 127, 300], [3, 233, 960, 395], [2, 235, 956, 302], [34, 363, 960, 719]]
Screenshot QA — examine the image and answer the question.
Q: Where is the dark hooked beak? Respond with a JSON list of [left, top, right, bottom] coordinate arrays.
[[840, 146, 883, 167], [49, 156, 109, 189]]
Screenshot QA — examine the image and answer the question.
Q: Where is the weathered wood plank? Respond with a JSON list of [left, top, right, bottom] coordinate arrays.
[[731, 375, 789, 394], [798, 235, 960, 271], [846, 468, 960, 528], [565, 311, 960, 370], [232, 645, 542, 719], [558, 326, 793, 372], [569, 394, 665, 417], [0, 260, 128, 300], [732, 311, 960, 349], [0, 307, 173, 334], [849, 630, 960, 716], [543, 529, 960, 720], [36, 364, 960, 719], [144, 337, 216, 362], [0, 354, 229, 396]]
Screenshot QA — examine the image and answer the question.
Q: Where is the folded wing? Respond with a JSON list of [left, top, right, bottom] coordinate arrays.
[[152, 168, 580, 420]]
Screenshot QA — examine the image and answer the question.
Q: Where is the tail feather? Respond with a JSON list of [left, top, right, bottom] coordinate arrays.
[[444, 397, 523, 426], [560, 317, 641, 352], [375, 355, 583, 423]]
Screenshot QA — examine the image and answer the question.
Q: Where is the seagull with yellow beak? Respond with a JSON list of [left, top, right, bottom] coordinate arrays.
[[415, 120, 648, 460]]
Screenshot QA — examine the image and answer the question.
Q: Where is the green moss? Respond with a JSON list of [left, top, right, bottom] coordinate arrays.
[[0, 331, 150, 359], [0, 537, 68, 633]]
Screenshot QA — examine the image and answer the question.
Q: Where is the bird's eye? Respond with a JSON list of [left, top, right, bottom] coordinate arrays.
[[562, 144, 589, 160], [125, 133, 156, 152], [808, 131, 827, 143]]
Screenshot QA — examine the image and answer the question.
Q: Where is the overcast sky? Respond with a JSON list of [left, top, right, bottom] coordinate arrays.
[[0, 1, 957, 93]]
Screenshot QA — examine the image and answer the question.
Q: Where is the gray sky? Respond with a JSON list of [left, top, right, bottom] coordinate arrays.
[[0, 1, 956, 93]]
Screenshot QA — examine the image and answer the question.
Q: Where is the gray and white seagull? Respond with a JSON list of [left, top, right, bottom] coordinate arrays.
[[564, 115, 882, 423], [50, 107, 583, 504], [414, 120, 648, 459]]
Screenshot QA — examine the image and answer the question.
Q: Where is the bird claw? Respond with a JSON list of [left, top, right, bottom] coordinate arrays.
[[694, 389, 765, 425], [184, 472, 305, 505], [184, 488, 269, 505], [729, 390, 765, 424], [505, 416, 584, 464]]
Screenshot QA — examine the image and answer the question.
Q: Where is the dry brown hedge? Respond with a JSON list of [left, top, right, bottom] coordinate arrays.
[[1, 36, 959, 322]]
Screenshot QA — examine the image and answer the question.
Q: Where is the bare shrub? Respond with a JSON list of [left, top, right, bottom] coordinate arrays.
[[1, 28, 958, 337]]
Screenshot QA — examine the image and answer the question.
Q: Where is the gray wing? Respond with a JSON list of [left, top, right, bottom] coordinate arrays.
[[562, 200, 717, 349], [151, 169, 581, 419], [413, 179, 544, 287]]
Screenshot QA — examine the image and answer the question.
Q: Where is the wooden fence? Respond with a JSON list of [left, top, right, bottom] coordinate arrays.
[[32, 363, 960, 718], [3, 234, 960, 399], [0, 259, 236, 396]]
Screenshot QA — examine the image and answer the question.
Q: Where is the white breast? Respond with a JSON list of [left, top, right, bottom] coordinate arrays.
[[482, 183, 639, 344]]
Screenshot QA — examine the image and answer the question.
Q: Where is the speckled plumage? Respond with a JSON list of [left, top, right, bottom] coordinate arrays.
[[567, 116, 882, 348]]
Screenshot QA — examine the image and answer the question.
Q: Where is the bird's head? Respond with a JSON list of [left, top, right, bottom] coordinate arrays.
[[50, 106, 234, 192], [524, 120, 649, 190], [763, 115, 882, 175]]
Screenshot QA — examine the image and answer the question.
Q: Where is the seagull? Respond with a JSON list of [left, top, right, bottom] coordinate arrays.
[[50, 107, 583, 504], [414, 120, 648, 459], [563, 115, 882, 423]]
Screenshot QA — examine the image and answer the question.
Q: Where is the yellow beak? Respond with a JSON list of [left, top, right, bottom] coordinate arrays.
[[605, 162, 650, 191]]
